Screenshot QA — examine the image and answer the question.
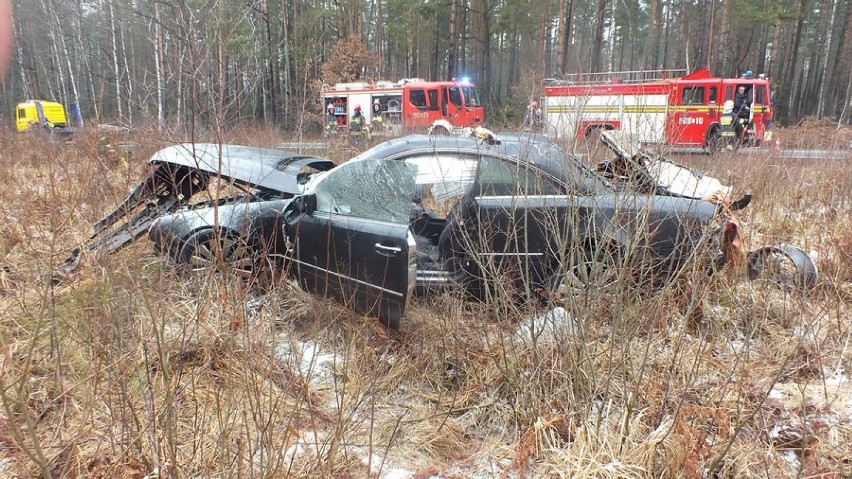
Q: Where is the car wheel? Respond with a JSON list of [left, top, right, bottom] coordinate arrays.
[[430, 125, 450, 136], [747, 245, 818, 290], [380, 301, 402, 330], [178, 229, 257, 280], [548, 247, 620, 301]]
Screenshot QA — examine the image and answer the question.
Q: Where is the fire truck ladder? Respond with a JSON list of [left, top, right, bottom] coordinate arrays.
[[543, 69, 689, 86]]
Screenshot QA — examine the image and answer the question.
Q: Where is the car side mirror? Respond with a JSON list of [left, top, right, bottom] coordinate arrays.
[[295, 194, 317, 215]]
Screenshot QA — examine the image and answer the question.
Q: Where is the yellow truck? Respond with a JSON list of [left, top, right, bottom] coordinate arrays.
[[15, 100, 75, 135]]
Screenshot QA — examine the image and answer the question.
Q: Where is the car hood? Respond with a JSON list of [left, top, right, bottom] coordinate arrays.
[[149, 143, 336, 195]]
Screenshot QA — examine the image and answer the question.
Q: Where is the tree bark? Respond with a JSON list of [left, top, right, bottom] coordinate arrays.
[[830, 1, 852, 119], [107, 0, 123, 123], [643, 0, 660, 70], [555, 0, 572, 74], [591, 0, 607, 72], [448, 0, 459, 80], [816, 0, 840, 117]]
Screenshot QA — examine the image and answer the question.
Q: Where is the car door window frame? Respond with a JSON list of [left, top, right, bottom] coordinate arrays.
[[476, 154, 567, 198]]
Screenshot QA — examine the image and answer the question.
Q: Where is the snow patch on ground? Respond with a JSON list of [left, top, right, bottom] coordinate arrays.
[[274, 336, 340, 388], [514, 307, 579, 345]]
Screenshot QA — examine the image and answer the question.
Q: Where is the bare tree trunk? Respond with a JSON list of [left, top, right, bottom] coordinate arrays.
[[780, 0, 808, 122], [768, 16, 782, 79], [591, 0, 607, 71], [707, 0, 716, 69], [262, 0, 276, 124], [448, 0, 459, 80], [120, 12, 133, 125], [804, 0, 832, 117], [830, 0, 851, 120], [153, 4, 164, 130], [680, 0, 689, 71], [107, 0, 123, 122], [643, 0, 660, 70], [39, 0, 68, 103], [470, 0, 488, 89], [556, 0, 573, 74], [48, 0, 80, 114], [816, 0, 840, 117], [839, 71, 851, 124], [217, 25, 226, 127], [540, 0, 553, 75], [14, 34, 30, 99], [508, 26, 518, 88], [661, 0, 673, 67], [715, 0, 729, 74], [281, 0, 292, 123], [76, 0, 97, 124], [372, 0, 384, 77]]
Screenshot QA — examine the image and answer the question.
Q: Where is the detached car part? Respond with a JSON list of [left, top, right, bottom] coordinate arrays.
[[747, 245, 818, 290]]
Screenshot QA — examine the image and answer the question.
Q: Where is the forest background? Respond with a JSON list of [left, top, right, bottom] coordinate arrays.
[[0, 0, 850, 134]]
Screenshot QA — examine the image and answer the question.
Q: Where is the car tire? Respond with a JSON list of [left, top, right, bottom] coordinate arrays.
[[177, 229, 257, 280], [747, 245, 818, 290], [548, 247, 619, 302], [430, 125, 450, 136], [380, 301, 402, 330]]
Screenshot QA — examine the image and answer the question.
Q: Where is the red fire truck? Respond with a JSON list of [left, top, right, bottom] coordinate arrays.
[[322, 78, 484, 136], [540, 68, 773, 149]]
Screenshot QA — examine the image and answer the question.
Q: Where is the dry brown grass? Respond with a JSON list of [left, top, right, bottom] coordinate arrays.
[[0, 127, 850, 478]]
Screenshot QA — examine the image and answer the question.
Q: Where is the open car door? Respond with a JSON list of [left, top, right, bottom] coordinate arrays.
[[289, 159, 418, 329]]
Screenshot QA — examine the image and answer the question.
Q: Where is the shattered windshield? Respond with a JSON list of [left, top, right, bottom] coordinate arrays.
[[310, 159, 417, 224]]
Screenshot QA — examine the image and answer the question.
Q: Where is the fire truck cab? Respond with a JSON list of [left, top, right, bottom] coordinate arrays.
[[541, 68, 772, 149], [322, 78, 484, 136]]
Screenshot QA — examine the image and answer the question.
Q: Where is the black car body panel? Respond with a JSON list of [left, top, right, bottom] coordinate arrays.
[[351, 134, 718, 295]]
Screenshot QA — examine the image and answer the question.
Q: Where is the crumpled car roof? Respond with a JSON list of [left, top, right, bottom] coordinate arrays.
[[149, 143, 336, 194]]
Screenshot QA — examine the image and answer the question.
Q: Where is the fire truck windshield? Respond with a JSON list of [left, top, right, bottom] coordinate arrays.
[[462, 86, 480, 107]]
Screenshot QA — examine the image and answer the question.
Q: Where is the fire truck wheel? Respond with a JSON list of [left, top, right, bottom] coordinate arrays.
[[706, 128, 724, 152], [430, 125, 450, 136]]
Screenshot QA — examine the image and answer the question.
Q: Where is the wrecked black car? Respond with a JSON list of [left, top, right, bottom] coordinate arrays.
[[71, 133, 816, 329]]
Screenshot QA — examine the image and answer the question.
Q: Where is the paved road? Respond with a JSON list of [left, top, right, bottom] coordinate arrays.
[[776, 149, 851, 160]]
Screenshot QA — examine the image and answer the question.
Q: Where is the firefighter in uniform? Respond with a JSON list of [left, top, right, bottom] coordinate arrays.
[[349, 105, 366, 144], [371, 100, 384, 136], [522, 100, 542, 130], [733, 86, 751, 140], [325, 103, 337, 136]]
